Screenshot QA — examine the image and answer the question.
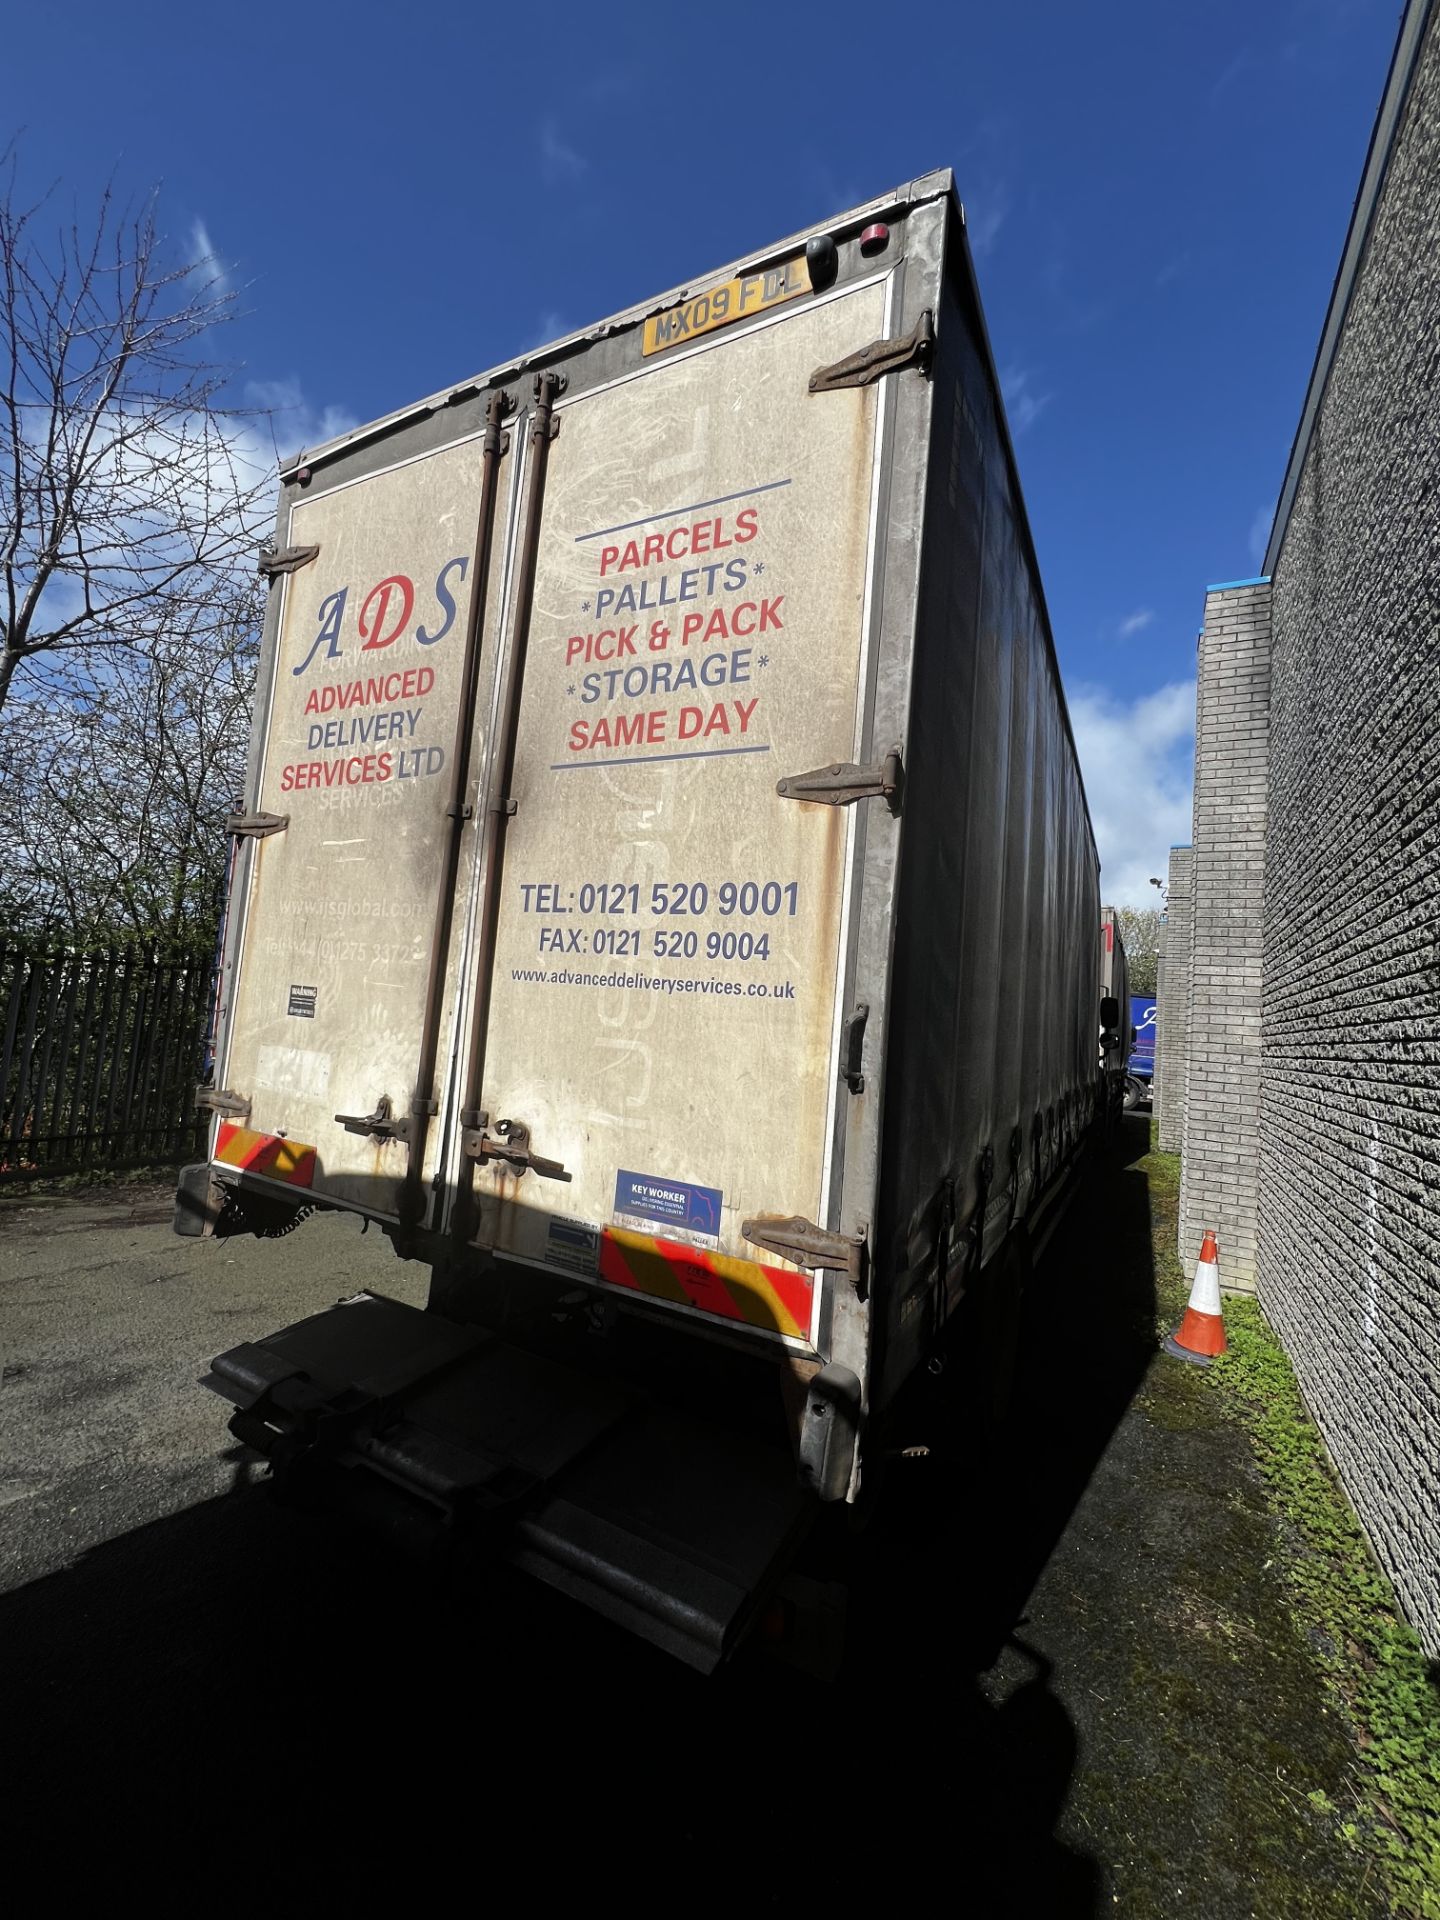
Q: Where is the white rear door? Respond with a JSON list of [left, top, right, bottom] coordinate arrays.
[[462, 278, 889, 1346], [216, 435, 507, 1218]]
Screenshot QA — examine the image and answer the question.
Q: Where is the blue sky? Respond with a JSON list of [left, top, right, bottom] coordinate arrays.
[[5, 0, 1399, 904]]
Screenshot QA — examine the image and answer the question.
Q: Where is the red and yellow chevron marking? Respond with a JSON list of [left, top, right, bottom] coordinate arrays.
[[599, 1227, 813, 1341], [214, 1123, 317, 1188]]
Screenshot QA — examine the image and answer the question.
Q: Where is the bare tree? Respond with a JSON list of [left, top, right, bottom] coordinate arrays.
[[1, 581, 262, 947], [0, 151, 269, 718], [0, 150, 277, 951]]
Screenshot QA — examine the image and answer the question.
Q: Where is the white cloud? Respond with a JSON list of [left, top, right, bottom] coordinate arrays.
[[182, 232, 356, 467], [804, 155, 867, 218], [528, 309, 568, 349], [188, 219, 230, 299], [540, 119, 586, 184], [245, 378, 360, 465], [1118, 607, 1154, 638], [1069, 679, 1195, 909], [1248, 500, 1274, 568], [1001, 364, 1053, 435], [968, 181, 1011, 258], [1210, 47, 1256, 102]]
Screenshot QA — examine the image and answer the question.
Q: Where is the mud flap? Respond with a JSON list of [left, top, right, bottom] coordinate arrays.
[[174, 1163, 225, 1238], [204, 1292, 811, 1672]]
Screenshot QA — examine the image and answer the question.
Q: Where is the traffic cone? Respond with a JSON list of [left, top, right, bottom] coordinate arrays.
[[1165, 1231, 1226, 1364]]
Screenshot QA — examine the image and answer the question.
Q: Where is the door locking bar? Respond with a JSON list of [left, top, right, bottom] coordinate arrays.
[[398, 387, 515, 1228], [462, 1118, 570, 1182], [335, 1093, 418, 1143], [454, 370, 567, 1240]]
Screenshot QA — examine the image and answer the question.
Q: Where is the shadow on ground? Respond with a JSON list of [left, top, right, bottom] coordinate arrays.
[[0, 1117, 1158, 1910]]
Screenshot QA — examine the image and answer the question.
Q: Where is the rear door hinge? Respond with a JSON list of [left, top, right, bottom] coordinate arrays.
[[226, 811, 290, 839], [809, 310, 934, 393], [196, 1087, 251, 1119], [258, 543, 321, 579], [335, 1094, 411, 1142], [776, 748, 902, 808], [741, 1214, 868, 1295], [463, 1118, 570, 1182]]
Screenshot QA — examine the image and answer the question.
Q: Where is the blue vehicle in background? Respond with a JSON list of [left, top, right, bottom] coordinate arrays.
[[1126, 995, 1157, 1108]]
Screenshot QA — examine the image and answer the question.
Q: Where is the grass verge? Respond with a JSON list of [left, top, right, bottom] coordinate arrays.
[[1142, 1125, 1440, 1920]]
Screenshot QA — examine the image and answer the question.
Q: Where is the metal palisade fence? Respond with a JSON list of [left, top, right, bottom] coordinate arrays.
[[0, 944, 215, 1182]]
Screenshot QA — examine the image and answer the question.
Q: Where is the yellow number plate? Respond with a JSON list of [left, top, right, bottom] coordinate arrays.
[[642, 256, 812, 356]]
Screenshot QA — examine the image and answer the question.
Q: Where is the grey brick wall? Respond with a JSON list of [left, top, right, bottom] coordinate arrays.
[[1155, 845, 1193, 1153], [1179, 583, 1270, 1292], [1258, 7, 1440, 1657]]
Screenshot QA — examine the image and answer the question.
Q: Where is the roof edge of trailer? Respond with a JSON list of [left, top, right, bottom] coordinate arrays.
[[942, 196, 1101, 871], [1262, 0, 1436, 577], [277, 169, 957, 483]]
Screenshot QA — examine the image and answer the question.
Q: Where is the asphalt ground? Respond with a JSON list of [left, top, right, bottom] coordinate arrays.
[[0, 1127, 1382, 1916]]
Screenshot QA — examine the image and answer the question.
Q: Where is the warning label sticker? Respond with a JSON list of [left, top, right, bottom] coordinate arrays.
[[546, 1216, 600, 1277], [613, 1169, 723, 1250]]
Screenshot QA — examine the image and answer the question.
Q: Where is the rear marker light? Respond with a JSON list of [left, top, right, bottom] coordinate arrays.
[[859, 223, 890, 256], [805, 232, 839, 291]]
